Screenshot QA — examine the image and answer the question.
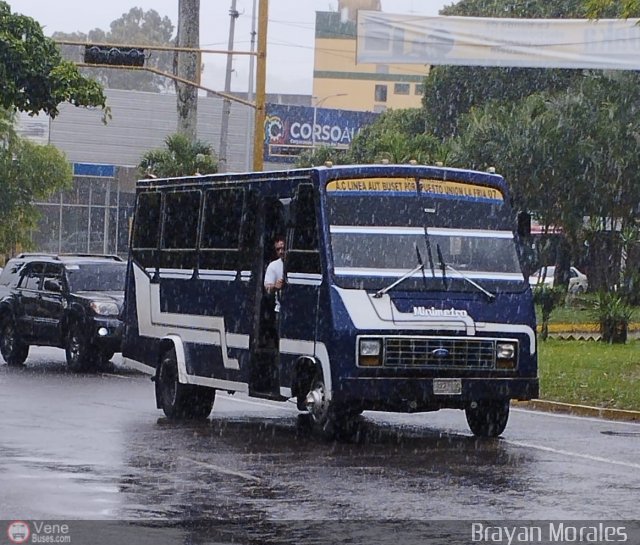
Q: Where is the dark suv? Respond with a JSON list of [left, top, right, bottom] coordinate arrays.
[[0, 254, 126, 371]]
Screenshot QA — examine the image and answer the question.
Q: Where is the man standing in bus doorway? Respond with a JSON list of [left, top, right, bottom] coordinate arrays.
[[262, 236, 285, 352], [264, 236, 285, 313]]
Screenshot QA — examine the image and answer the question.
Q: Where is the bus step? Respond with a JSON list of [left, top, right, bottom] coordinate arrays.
[[249, 389, 288, 402]]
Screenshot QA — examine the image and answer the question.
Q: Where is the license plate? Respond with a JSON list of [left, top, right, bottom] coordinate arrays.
[[433, 378, 462, 395]]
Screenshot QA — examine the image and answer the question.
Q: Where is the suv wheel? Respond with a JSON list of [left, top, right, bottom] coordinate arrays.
[[65, 321, 94, 372], [0, 318, 29, 366]]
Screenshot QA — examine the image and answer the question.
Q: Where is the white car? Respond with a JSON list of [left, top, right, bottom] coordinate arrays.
[[529, 266, 588, 294]]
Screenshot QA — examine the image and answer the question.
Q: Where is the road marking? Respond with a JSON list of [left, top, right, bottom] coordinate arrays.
[[99, 373, 134, 380], [505, 439, 640, 470], [180, 457, 261, 482]]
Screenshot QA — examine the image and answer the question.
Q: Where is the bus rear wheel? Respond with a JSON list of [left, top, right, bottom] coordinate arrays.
[[156, 346, 215, 420], [465, 399, 510, 437]]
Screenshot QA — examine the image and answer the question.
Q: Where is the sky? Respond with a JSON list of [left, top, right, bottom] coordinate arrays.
[[7, 0, 452, 95]]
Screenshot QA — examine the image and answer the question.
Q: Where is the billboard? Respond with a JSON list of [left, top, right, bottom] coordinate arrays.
[[357, 12, 640, 70], [264, 103, 378, 163]]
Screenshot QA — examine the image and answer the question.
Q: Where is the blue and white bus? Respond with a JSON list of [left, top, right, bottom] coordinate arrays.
[[122, 164, 538, 437]]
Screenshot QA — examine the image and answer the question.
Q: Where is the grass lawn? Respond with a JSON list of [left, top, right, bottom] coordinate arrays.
[[537, 338, 640, 411], [536, 294, 640, 325]]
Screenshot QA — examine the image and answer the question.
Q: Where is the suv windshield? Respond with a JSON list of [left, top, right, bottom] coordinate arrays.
[[66, 263, 126, 292]]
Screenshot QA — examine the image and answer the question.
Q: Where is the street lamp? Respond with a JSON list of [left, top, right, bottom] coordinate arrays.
[[311, 93, 347, 150]]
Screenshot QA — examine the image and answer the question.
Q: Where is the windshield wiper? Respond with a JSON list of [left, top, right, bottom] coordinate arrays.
[[374, 245, 426, 298], [422, 218, 436, 279], [415, 244, 430, 292], [436, 243, 495, 302], [436, 243, 448, 290]]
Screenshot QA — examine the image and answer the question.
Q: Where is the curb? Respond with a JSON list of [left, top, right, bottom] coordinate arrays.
[[540, 323, 640, 334], [537, 323, 640, 340], [513, 399, 640, 422]]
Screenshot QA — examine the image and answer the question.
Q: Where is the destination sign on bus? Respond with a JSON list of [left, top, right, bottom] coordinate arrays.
[[327, 178, 504, 201], [327, 178, 417, 192], [422, 179, 504, 201]]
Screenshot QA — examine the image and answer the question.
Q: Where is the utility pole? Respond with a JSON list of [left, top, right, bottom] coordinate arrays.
[[218, 0, 239, 173], [252, 0, 268, 171], [245, 0, 257, 171], [175, 0, 200, 141]]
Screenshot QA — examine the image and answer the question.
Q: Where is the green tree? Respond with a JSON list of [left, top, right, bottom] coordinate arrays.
[[450, 71, 640, 291], [585, 0, 640, 17], [0, 109, 73, 256], [295, 145, 351, 168], [139, 133, 218, 178], [53, 8, 175, 92], [295, 109, 448, 168], [423, 0, 588, 138], [0, 2, 106, 117], [349, 108, 448, 164]]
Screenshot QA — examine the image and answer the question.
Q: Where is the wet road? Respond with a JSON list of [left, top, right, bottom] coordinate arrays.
[[1, 347, 639, 542]]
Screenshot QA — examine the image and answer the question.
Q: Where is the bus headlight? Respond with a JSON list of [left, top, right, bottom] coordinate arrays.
[[496, 342, 516, 369], [359, 338, 382, 366]]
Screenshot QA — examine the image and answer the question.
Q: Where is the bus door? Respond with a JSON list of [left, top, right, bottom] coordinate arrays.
[[249, 196, 287, 397], [278, 184, 322, 389]]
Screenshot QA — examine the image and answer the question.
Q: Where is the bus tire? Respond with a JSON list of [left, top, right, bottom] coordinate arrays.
[[465, 399, 510, 437], [0, 317, 29, 366], [304, 370, 360, 439], [156, 346, 215, 420]]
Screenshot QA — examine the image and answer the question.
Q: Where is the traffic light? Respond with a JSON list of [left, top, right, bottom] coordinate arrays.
[[84, 45, 146, 67]]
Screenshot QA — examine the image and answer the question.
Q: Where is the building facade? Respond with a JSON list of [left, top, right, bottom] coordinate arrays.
[[18, 88, 254, 259], [312, 9, 429, 113]]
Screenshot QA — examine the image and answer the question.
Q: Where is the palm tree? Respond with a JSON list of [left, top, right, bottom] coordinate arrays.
[[138, 133, 217, 178]]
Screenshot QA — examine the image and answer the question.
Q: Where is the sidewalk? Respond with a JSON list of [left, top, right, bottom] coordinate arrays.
[[513, 399, 640, 422]]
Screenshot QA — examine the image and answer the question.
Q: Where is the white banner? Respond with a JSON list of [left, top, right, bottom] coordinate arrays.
[[356, 12, 640, 70]]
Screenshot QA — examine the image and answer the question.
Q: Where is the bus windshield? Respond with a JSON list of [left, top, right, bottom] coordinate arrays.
[[326, 178, 526, 293]]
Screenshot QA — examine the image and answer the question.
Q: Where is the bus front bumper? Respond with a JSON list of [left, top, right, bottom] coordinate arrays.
[[332, 377, 539, 413]]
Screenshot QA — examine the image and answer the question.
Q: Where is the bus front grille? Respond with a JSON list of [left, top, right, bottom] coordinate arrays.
[[383, 337, 496, 369]]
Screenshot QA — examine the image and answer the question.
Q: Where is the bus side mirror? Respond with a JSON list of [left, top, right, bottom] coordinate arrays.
[[517, 211, 531, 238]]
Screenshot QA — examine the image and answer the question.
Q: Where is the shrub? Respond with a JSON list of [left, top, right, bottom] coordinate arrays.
[[533, 286, 565, 340], [593, 291, 633, 344]]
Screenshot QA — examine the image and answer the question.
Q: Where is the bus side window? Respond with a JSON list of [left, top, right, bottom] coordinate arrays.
[[131, 192, 161, 269], [199, 188, 244, 270], [287, 184, 320, 275], [159, 190, 201, 270], [239, 189, 258, 270]]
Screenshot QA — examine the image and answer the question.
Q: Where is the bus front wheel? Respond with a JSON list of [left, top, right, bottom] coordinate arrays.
[[465, 399, 510, 437], [304, 371, 361, 439], [156, 346, 215, 420]]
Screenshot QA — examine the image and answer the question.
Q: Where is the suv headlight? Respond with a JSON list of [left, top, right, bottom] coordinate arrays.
[[90, 301, 120, 316]]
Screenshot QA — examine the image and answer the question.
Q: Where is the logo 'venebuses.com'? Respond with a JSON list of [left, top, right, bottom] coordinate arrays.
[[7, 521, 31, 544]]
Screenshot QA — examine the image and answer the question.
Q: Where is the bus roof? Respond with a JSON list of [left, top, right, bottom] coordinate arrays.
[[136, 163, 507, 193]]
